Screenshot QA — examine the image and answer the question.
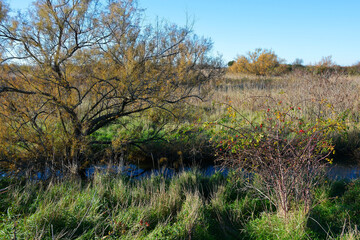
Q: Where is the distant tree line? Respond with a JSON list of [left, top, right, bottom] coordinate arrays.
[[228, 49, 360, 76]]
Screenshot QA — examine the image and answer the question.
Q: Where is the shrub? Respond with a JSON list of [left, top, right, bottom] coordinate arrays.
[[212, 99, 347, 217], [228, 48, 286, 76]]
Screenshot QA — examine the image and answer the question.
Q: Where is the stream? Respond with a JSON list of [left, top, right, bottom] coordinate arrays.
[[85, 163, 360, 180], [2, 162, 359, 181]]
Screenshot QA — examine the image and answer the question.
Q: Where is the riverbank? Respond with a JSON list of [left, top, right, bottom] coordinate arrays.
[[1, 169, 359, 239]]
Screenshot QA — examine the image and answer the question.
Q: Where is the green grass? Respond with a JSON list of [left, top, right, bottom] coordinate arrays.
[[1, 171, 360, 239]]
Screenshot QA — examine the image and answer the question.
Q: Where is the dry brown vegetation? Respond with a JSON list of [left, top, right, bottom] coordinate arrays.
[[194, 71, 360, 122]]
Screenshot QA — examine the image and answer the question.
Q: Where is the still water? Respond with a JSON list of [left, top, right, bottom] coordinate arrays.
[[86, 163, 360, 180], [2, 163, 359, 180], [327, 164, 360, 180]]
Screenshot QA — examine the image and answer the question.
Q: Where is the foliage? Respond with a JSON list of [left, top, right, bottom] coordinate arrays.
[[346, 62, 360, 75], [227, 60, 235, 67], [0, 0, 222, 176], [88, 110, 216, 169], [1, 171, 360, 239], [210, 99, 348, 217], [228, 48, 286, 76]]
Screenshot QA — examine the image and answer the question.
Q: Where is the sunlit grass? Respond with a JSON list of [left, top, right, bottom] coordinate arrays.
[[1, 170, 360, 239]]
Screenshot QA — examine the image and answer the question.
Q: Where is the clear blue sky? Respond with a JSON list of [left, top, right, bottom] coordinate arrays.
[[9, 0, 360, 66]]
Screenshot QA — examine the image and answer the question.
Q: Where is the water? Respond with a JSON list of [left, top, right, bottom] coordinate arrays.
[[327, 164, 360, 180], [85, 164, 227, 179], [85, 163, 360, 180], [1, 163, 359, 181]]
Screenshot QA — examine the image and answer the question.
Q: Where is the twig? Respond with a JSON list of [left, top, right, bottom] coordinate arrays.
[[0, 186, 11, 194]]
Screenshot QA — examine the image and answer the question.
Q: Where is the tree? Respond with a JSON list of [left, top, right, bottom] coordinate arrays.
[[0, 0, 7, 60], [229, 48, 285, 76], [227, 60, 235, 67], [0, 1, 7, 22], [310, 56, 340, 76], [316, 56, 335, 67], [0, 0, 222, 177], [292, 58, 304, 66]]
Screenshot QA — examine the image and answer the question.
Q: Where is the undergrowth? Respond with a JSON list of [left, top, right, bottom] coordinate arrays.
[[1, 170, 360, 239]]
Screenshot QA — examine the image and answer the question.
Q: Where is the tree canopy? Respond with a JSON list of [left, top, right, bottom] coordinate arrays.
[[229, 48, 284, 76], [0, 0, 222, 176]]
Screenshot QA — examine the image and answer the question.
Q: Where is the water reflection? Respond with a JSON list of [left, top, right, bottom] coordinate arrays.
[[2, 163, 359, 180], [327, 164, 360, 180], [86, 163, 360, 180], [85, 164, 227, 179]]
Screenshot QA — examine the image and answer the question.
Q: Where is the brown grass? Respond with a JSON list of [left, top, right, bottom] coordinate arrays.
[[190, 71, 360, 123]]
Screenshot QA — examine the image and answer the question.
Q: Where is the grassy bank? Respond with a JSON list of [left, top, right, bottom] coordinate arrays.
[[1, 170, 360, 239]]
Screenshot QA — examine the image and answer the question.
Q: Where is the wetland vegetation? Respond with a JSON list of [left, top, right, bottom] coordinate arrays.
[[1, 0, 360, 239]]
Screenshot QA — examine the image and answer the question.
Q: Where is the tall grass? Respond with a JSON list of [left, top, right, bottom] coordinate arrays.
[[189, 71, 360, 162], [205, 72, 360, 115], [1, 170, 360, 239], [0, 170, 245, 239]]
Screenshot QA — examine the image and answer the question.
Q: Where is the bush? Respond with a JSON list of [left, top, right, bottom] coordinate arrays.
[[228, 48, 286, 76], [211, 99, 347, 217]]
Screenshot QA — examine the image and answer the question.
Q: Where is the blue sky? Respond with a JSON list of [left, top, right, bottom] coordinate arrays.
[[8, 0, 360, 66]]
